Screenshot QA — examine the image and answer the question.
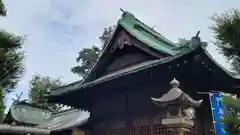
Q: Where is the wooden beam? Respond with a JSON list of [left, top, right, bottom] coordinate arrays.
[[0, 124, 50, 135]]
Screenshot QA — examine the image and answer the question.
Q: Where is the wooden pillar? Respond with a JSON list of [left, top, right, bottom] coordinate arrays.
[[125, 92, 131, 135]]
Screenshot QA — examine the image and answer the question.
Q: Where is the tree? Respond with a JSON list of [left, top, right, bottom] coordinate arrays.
[[0, 0, 24, 121], [28, 74, 63, 112], [71, 45, 101, 76], [0, 0, 24, 94], [211, 9, 240, 72], [0, 0, 6, 16], [222, 95, 240, 135], [71, 25, 115, 76], [0, 34, 24, 94], [99, 25, 115, 49]]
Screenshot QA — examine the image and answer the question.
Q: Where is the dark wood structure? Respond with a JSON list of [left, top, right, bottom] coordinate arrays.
[[47, 11, 240, 135]]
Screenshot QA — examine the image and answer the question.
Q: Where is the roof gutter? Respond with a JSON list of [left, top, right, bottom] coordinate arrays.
[[0, 124, 50, 135]]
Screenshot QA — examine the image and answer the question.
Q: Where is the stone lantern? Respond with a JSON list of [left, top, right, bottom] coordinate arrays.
[[151, 78, 203, 135]]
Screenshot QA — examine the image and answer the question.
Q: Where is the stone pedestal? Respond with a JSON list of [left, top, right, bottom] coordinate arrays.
[[162, 117, 193, 129]]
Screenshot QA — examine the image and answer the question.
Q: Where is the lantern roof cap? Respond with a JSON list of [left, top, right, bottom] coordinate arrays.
[[151, 78, 203, 107]]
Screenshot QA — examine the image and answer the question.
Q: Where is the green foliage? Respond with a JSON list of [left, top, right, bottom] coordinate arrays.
[[71, 26, 115, 76], [0, 33, 24, 93], [0, 0, 24, 93], [211, 9, 240, 72], [222, 95, 240, 135], [99, 25, 116, 49], [28, 74, 63, 112], [71, 45, 101, 76], [0, 0, 24, 122], [0, 0, 6, 16]]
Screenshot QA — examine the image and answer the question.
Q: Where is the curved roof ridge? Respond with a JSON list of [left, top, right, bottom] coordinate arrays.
[[120, 11, 177, 47]]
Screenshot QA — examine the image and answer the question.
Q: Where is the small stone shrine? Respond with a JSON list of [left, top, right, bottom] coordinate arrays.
[[151, 78, 203, 135]]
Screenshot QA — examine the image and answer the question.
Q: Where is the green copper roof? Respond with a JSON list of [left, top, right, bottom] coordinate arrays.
[[47, 11, 240, 102], [78, 11, 184, 84], [37, 109, 88, 131], [48, 11, 199, 95], [4, 101, 87, 131], [9, 103, 51, 125], [119, 11, 178, 55]]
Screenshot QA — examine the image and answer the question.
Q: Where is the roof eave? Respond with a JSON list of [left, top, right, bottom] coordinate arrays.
[[200, 45, 240, 80], [47, 47, 198, 98], [80, 23, 122, 85]]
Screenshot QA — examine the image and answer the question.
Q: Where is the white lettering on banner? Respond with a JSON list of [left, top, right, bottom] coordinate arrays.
[[221, 127, 226, 133], [209, 92, 230, 135], [218, 108, 224, 118], [216, 97, 222, 106]]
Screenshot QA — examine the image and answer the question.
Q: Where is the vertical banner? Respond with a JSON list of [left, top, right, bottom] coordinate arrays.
[[209, 92, 229, 135]]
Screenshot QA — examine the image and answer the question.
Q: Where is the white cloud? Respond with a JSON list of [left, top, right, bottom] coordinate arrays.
[[1, 0, 240, 109]]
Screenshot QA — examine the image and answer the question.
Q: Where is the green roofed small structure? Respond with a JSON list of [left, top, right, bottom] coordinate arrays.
[[2, 101, 88, 135], [46, 10, 240, 135]]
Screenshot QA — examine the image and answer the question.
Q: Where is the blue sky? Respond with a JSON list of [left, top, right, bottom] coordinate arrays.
[[0, 0, 239, 111]]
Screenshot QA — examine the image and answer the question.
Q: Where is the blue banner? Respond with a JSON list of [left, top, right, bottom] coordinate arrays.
[[209, 92, 228, 135]]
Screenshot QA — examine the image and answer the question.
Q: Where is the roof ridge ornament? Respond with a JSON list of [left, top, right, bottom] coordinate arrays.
[[120, 8, 125, 13], [188, 31, 201, 49], [195, 31, 200, 37], [170, 77, 180, 88], [120, 9, 135, 18]]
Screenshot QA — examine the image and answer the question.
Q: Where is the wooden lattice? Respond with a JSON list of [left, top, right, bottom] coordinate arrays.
[[100, 123, 203, 135], [130, 124, 176, 135], [131, 125, 151, 135], [129, 123, 201, 135], [107, 128, 125, 135], [152, 124, 173, 135], [95, 117, 204, 135]]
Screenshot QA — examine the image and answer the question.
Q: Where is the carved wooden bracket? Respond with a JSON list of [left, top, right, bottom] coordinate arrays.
[[110, 31, 132, 52]]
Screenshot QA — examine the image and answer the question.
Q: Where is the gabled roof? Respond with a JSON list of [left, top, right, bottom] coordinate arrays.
[[75, 11, 185, 85], [49, 11, 184, 94], [47, 11, 240, 102]]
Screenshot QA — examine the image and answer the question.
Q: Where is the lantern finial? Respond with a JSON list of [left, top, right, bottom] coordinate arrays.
[[170, 78, 180, 88]]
